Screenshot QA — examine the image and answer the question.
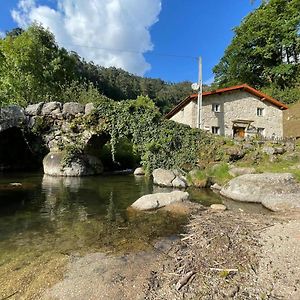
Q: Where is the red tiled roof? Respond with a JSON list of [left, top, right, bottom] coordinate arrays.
[[165, 84, 288, 119]]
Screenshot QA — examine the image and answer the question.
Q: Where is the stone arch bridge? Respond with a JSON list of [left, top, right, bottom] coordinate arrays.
[[0, 102, 109, 176]]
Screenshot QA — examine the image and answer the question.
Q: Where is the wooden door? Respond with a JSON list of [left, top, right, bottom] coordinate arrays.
[[233, 127, 245, 138]]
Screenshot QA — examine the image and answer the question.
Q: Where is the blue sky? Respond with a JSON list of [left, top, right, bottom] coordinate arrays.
[[0, 0, 260, 84]]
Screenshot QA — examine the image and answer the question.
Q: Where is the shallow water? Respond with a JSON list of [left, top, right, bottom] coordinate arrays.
[[0, 173, 225, 255], [0, 172, 269, 298]]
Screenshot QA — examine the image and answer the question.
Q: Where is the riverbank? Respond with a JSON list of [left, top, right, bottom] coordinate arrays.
[[4, 207, 297, 300], [145, 209, 300, 300]]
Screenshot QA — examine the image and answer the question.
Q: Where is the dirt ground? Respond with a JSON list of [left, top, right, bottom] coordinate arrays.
[[2, 208, 300, 300]]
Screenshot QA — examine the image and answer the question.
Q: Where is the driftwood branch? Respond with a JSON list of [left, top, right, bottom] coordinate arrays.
[[175, 270, 196, 290], [1, 291, 19, 300], [209, 268, 238, 273]]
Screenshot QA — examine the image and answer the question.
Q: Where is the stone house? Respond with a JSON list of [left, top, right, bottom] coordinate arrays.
[[166, 84, 288, 138]]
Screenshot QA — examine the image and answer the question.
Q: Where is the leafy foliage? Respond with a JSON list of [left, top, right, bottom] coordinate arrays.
[[0, 24, 193, 112], [90, 96, 211, 172], [213, 0, 300, 103], [0, 24, 77, 106]]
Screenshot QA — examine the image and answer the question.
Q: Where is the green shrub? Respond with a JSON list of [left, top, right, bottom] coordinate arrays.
[[207, 163, 232, 185]]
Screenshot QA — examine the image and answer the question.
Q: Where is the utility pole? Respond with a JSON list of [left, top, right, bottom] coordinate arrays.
[[196, 56, 202, 129]]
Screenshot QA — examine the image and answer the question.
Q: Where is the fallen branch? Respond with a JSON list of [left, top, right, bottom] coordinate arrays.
[[1, 291, 19, 300], [209, 268, 238, 273], [175, 270, 196, 291]]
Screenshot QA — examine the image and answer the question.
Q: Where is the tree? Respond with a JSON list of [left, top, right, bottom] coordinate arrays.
[[213, 0, 300, 92], [0, 24, 77, 106]]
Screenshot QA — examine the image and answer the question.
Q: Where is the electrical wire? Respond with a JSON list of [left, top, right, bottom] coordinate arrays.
[[64, 43, 198, 61]]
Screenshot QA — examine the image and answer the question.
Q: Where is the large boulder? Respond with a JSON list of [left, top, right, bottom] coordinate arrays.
[[220, 173, 300, 211], [0, 106, 25, 132], [131, 191, 189, 211], [43, 151, 103, 177], [153, 168, 176, 187], [262, 194, 300, 212]]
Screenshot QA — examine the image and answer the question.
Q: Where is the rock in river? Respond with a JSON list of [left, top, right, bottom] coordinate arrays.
[[134, 167, 145, 176], [43, 151, 103, 177], [131, 191, 189, 211], [220, 173, 300, 211], [152, 168, 176, 187]]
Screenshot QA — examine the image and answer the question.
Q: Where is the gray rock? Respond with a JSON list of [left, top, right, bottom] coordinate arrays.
[[152, 168, 176, 187], [262, 194, 300, 211], [171, 176, 187, 188], [211, 183, 222, 191], [220, 173, 296, 202], [134, 167, 145, 176], [262, 146, 275, 155], [63, 102, 85, 116], [131, 191, 189, 211], [41, 102, 62, 116], [228, 167, 256, 177], [273, 147, 285, 155], [85, 103, 95, 115], [220, 173, 300, 210], [25, 102, 44, 116], [225, 147, 246, 161], [0, 105, 25, 132], [43, 151, 103, 177], [284, 140, 296, 152]]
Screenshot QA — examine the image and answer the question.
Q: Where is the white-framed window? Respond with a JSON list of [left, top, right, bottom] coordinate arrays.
[[257, 127, 265, 136], [212, 126, 220, 135], [257, 107, 264, 116], [212, 103, 221, 112]]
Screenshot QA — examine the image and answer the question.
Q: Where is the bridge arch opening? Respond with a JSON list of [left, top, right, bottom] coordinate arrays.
[[0, 127, 41, 171]]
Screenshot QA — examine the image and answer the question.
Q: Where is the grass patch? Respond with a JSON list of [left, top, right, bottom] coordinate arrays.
[[207, 163, 232, 185]]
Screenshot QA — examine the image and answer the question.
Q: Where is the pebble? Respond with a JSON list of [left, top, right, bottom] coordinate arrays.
[[210, 204, 227, 211]]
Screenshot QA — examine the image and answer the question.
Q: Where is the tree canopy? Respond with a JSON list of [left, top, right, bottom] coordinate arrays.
[[0, 24, 193, 112], [213, 0, 300, 103]]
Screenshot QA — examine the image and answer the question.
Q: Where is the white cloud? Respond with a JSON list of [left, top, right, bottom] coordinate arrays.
[[0, 31, 5, 38], [11, 0, 162, 75]]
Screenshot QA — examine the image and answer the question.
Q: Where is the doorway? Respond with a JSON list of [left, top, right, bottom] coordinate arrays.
[[233, 126, 245, 138]]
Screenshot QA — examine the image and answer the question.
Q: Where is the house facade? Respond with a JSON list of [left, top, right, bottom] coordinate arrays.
[[166, 84, 288, 138]]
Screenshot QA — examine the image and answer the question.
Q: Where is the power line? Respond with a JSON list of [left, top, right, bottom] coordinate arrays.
[[65, 43, 198, 61]]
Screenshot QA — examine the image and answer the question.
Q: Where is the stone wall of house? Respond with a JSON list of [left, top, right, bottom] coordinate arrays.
[[171, 90, 284, 138], [170, 101, 197, 128]]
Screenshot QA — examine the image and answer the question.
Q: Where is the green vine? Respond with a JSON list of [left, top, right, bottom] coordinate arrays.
[[92, 96, 212, 173]]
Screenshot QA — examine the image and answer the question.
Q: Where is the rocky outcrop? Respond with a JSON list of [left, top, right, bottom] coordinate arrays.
[[43, 151, 103, 177], [220, 173, 300, 211], [152, 168, 187, 188], [130, 191, 189, 211]]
